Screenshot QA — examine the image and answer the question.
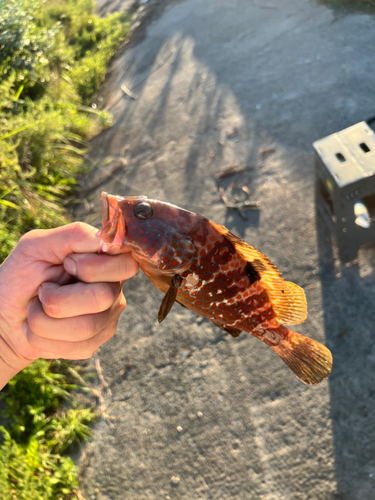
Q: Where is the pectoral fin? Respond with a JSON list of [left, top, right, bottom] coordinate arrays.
[[158, 275, 183, 323]]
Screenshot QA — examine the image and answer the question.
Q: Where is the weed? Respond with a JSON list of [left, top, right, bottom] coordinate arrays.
[[0, 0, 130, 261], [0, 361, 96, 499]]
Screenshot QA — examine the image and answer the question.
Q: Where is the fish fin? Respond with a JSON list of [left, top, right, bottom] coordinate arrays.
[[158, 275, 183, 323], [212, 322, 242, 338], [211, 222, 307, 325], [271, 281, 307, 326], [270, 329, 332, 385]]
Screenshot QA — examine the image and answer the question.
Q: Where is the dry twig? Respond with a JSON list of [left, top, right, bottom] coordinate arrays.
[[93, 353, 115, 419], [215, 164, 255, 180], [121, 84, 138, 100], [94, 353, 112, 397], [259, 146, 275, 158]]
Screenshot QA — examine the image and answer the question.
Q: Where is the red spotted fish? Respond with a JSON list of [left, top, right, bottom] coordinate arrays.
[[99, 192, 332, 385]]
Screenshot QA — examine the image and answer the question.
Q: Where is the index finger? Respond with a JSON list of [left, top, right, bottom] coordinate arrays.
[[63, 253, 139, 283], [17, 222, 101, 265]]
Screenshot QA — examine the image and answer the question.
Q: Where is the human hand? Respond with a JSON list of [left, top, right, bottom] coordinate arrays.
[[0, 222, 138, 389]]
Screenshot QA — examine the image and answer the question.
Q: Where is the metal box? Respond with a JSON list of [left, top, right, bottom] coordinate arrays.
[[313, 122, 375, 262]]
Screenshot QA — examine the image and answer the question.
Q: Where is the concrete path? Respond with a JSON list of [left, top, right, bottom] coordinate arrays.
[[76, 1, 375, 499]]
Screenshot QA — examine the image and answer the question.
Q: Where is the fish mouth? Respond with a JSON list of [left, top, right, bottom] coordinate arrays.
[[100, 192, 127, 252]]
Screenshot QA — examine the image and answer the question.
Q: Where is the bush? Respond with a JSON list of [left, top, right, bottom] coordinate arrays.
[[0, 0, 56, 80], [0, 0, 130, 261], [0, 429, 80, 500]]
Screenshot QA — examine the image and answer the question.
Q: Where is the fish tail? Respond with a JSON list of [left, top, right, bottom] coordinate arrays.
[[269, 328, 332, 385]]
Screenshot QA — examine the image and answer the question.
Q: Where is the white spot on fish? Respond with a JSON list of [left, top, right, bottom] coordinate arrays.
[[184, 272, 200, 291]]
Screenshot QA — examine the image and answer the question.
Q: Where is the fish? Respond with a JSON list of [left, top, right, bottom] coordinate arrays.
[[99, 192, 332, 385]]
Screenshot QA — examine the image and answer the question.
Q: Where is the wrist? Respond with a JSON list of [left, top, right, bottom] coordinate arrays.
[[0, 336, 32, 390], [0, 359, 19, 391]]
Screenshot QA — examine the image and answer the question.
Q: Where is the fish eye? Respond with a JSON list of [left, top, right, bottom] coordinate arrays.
[[134, 202, 154, 220]]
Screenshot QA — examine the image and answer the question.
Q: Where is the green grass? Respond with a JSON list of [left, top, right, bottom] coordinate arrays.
[[0, 0, 131, 498], [0, 0, 131, 260], [317, 0, 375, 12], [0, 360, 97, 500]]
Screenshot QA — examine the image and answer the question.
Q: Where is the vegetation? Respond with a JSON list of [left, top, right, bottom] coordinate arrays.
[[0, 0, 131, 498], [0, 0, 131, 260], [0, 361, 97, 500]]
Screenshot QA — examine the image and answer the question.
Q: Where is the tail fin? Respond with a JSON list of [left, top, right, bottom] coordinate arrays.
[[271, 330, 332, 385]]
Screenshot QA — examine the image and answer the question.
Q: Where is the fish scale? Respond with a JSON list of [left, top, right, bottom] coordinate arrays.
[[100, 192, 332, 385], [177, 229, 276, 337]]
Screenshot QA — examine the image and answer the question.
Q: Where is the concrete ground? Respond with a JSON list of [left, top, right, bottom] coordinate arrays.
[[75, 1, 375, 498]]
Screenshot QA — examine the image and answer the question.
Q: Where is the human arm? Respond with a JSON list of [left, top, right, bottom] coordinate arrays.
[[0, 222, 138, 390]]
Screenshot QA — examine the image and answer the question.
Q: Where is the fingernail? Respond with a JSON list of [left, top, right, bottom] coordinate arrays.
[[38, 285, 43, 303], [64, 256, 77, 276], [22, 322, 28, 336]]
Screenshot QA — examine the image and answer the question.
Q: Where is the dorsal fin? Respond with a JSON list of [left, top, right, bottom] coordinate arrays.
[[211, 222, 307, 326]]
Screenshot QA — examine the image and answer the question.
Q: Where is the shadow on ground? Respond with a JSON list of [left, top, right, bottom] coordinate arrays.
[[317, 0, 375, 14], [316, 212, 375, 500]]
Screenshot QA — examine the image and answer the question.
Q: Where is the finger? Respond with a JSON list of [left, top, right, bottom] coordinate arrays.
[[0, 224, 98, 311], [38, 281, 122, 318], [33, 265, 72, 287], [63, 253, 139, 283], [24, 317, 121, 360], [49, 265, 73, 286], [28, 293, 126, 341], [18, 222, 101, 264], [0, 263, 71, 312]]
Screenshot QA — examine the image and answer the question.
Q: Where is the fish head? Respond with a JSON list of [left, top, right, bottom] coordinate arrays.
[[100, 192, 197, 274]]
